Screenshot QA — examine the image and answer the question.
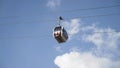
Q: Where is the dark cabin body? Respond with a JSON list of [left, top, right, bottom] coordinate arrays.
[[53, 26, 68, 43]]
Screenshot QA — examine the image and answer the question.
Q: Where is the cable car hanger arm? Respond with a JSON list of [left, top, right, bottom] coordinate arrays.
[[58, 16, 63, 26]]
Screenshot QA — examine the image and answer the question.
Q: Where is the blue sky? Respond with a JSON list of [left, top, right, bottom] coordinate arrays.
[[0, 0, 120, 68]]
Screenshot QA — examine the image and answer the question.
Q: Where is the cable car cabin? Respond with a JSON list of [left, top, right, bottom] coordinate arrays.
[[53, 26, 68, 43]]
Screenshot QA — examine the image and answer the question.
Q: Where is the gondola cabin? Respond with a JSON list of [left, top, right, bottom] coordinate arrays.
[[53, 26, 68, 43]]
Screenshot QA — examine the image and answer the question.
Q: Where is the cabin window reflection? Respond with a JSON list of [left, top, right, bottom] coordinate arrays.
[[54, 26, 62, 31]]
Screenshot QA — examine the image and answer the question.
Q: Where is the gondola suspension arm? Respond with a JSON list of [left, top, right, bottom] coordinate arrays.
[[58, 16, 63, 26]]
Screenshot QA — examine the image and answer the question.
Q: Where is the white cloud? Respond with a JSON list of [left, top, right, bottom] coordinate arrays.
[[63, 19, 80, 39], [82, 27, 120, 50], [54, 51, 120, 68], [54, 19, 120, 68], [46, 0, 61, 9], [81, 24, 120, 58], [81, 24, 96, 31]]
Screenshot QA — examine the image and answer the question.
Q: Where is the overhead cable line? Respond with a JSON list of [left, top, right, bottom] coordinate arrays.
[[61, 5, 120, 13], [0, 35, 51, 39], [66, 13, 120, 20], [0, 31, 119, 39], [0, 13, 120, 25], [0, 5, 120, 19]]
